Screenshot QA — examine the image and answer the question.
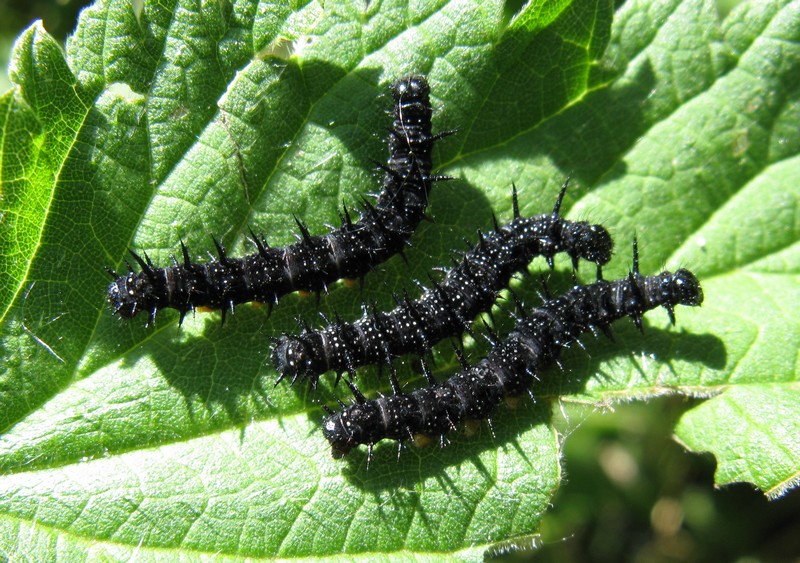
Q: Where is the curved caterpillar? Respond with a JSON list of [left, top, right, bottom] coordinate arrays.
[[322, 239, 703, 458], [272, 179, 614, 386], [107, 75, 445, 324]]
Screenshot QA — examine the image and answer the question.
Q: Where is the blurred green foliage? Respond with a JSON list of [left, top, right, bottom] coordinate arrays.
[[528, 399, 800, 562], [0, 0, 91, 42]]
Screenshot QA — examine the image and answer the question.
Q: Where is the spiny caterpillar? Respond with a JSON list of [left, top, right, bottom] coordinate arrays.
[[272, 179, 613, 387], [107, 75, 447, 325], [322, 239, 703, 458]]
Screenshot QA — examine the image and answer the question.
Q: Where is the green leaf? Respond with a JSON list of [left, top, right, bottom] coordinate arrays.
[[675, 383, 800, 499], [0, 22, 92, 322], [0, 0, 798, 559]]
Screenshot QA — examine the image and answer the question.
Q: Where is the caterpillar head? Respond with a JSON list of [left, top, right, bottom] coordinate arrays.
[[392, 74, 430, 101], [669, 268, 704, 307], [573, 223, 614, 266], [322, 404, 379, 458], [271, 336, 317, 386], [107, 272, 154, 320]]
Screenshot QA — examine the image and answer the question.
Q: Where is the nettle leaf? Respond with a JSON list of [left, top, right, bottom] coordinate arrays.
[[675, 383, 800, 499], [0, 0, 797, 559]]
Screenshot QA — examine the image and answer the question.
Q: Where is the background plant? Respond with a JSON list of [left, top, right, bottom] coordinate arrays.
[[1, 0, 798, 559]]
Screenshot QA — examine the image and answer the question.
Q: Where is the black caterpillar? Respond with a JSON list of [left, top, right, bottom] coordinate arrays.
[[322, 239, 703, 458], [272, 179, 614, 386], [107, 75, 446, 324]]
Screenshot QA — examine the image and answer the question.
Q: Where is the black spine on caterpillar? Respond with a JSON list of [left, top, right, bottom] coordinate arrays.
[[106, 75, 444, 325], [321, 238, 703, 458], [271, 178, 614, 386]]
